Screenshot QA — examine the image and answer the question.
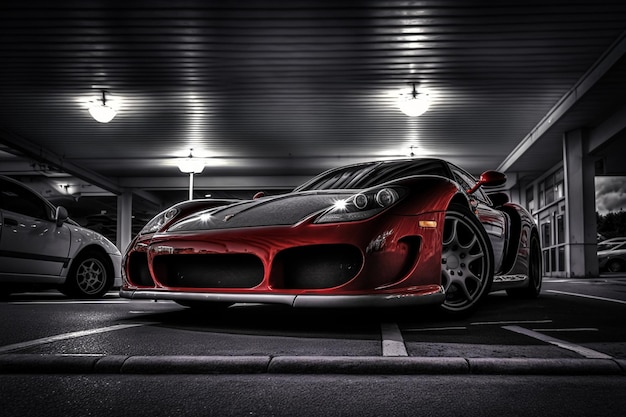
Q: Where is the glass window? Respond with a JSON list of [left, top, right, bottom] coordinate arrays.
[[0, 179, 50, 220], [558, 247, 565, 272], [526, 186, 534, 212], [544, 173, 555, 205], [555, 168, 564, 199], [541, 221, 551, 247], [556, 214, 565, 244], [294, 159, 449, 191], [450, 166, 490, 203]]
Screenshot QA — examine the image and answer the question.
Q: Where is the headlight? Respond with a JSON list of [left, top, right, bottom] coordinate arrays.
[[315, 187, 404, 224], [139, 207, 180, 235]]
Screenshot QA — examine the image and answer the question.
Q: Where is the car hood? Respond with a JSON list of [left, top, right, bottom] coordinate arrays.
[[167, 190, 354, 232]]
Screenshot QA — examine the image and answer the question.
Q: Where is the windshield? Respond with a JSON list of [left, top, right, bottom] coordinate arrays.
[[295, 159, 450, 191]]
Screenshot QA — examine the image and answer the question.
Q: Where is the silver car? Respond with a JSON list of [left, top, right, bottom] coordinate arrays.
[[0, 175, 122, 298], [597, 239, 626, 273]]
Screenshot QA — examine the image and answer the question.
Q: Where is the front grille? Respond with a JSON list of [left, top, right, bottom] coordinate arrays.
[[127, 252, 155, 287], [153, 254, 264, 288], [272, 245, 362, 289]]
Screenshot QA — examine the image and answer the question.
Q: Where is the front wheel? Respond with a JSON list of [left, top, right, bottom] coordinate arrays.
[[62, 251, 112, 298], [440, 204, 494, 315]]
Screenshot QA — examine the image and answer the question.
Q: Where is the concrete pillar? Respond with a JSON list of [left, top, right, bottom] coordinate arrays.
[[116, 191, 133, 253], [563, 129, 598, 277]]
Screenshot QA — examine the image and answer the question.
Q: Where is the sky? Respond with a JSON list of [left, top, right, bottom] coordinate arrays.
[[595, 176, 626, 215]]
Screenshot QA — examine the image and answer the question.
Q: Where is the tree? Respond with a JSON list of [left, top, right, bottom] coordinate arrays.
[[597, 210, 626, 239]]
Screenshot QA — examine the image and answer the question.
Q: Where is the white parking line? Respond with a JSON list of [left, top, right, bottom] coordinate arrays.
[[404, 326, 467, 332], [546, 290, 626, 305], [471, 320, 552, 326], [0, 323, 150, 354], [503, 325, 613, 359], [532, 328, 598, 332], [380, 323, 408, 357]]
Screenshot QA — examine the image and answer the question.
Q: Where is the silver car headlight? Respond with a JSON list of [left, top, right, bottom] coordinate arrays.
[[140, 207, 180, 235], [315, 187, 405, 224]]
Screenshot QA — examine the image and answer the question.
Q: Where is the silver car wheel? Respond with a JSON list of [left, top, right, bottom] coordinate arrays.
[[75, 257, 108, 296], [63, 251, 112, 298], [440, 205, 493, 314]]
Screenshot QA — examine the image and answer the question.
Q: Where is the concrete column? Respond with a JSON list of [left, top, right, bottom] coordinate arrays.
[[116, 191, 133, 253], [563, 129, 598, 277]]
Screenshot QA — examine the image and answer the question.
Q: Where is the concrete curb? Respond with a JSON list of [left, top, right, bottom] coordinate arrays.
[[1, 354, 625, 375]]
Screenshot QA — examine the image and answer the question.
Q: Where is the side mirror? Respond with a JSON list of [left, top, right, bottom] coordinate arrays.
[[467, 170, 507, 194], [55, 206, 68, 227]]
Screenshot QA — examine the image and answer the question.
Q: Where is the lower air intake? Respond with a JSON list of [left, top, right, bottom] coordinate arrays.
[[274, 244, 362, 289], [127, 252, 155, 287], [153, 254, 264, 288]]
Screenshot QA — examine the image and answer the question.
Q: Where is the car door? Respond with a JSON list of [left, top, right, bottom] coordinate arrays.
[[449, 167, 508, 273], [0, 178, 71, 277]]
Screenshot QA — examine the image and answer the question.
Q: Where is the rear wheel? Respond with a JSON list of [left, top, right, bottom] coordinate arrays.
[[440, 204, 494, 315], [62, 251, 112, 298], [607, 259, 625, 273], [507, 233, 542, 298]]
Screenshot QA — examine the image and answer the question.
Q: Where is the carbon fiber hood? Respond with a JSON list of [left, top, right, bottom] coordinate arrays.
[[167, 191, 353, 232]]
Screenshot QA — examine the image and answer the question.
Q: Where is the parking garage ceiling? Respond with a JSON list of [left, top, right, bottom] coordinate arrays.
[[1, 1, 626, 207]]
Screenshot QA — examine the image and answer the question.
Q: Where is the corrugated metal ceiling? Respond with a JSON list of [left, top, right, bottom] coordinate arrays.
[[1, 1, 625, 206]]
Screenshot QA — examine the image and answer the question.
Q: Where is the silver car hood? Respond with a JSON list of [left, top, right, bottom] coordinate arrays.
[[168, 190, 353, 232]]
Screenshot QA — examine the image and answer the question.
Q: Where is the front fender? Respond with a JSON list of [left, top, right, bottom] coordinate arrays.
[[388, 176, 462, 216]]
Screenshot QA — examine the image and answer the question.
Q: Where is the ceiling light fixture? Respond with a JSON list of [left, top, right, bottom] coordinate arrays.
[[397, 83, 431, 117], [88, 91, 117, 123], [177, 149, 205, 200], [177, 149, 205, 174]]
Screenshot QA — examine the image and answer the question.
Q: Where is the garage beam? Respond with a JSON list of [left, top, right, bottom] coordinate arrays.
[[498, 30, 626, 173], [0, 127, 122, 194], [118, 176, 310, 190], [587, 103, 626, 154]]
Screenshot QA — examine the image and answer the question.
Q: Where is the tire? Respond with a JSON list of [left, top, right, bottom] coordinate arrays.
[[440, 204, 494, 315], [507, 233, 542, 298], [607, 259, 625, 273], [62, 251, 112, 298]]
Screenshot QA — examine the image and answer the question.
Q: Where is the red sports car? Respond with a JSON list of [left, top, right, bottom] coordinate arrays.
[[120, 158, 542, 315]]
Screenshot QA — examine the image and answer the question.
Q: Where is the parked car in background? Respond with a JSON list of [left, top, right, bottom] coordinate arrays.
[[0, 175, 122, 298], [597, 238, 626, 273]]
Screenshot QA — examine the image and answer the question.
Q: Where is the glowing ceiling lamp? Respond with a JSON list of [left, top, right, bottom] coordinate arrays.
[[397, 84, 431, 117], [88, 91, 117, 123], [177, 153, 205, 174], [177, 149, 205, 200]]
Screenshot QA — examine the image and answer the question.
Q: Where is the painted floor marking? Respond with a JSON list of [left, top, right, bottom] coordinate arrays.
[[532, 328, 598, 332], [404, 326, 467, 332], [503, 325, 613, 359], [471, 319, 552, 326], [380, 323, 408, 357], [547, 290, 626, 305], [0, 323, 150, 354]]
